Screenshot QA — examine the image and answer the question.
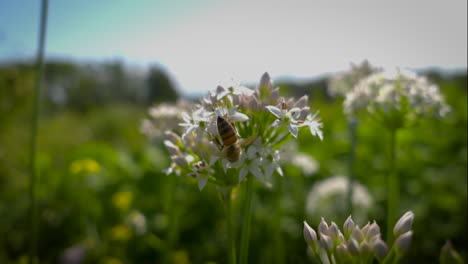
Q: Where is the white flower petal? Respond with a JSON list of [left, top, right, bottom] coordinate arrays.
[[250, 166, 264, 181], [230, 111, 249, 122], [239, 168, 248, 182], [289, 107, 302, 120], [276, 165, 284, 177], [198, 176, 208, 191], [264, 163, 274, 179], [272, 119, 283, 127], [181, 112, 191, 123], [266, 105, 283, 118], [287, 123, 299, 138]]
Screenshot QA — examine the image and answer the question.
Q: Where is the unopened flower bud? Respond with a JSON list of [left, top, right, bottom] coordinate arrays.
[[367, 221, 381, 240], [172, 156, 188, 167], [270, 87, 279, 103], [351, 227, 364, 242], [328, 222, 340, 239], [303, 221, 317, 245], [347, 238, 360, 256], [360, 241, 372, 256], [249, 97, 259, 112], [259, 72, 272, 92], [319, 233, 333, 252], [373, 239, 389, 260], [394, 211, 414, 237], [164, 131, 181, 145], [440, 241, 464, 264], [335, 244, 348, 257], [343, 216, 356, 237], [337, 232, 346, 244], [395, 231, 413, 254], [164, 140, 181, 156], [361, 222, 370, 236], [318, 218, 329, 235]]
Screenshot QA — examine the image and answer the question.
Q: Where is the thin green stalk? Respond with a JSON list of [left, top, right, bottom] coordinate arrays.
[[346, 119, 358, 215], [239, 176, 254, 264], [386, 128, 398, 245], [28, 1, 48, 263], [165, 175, 180, 262], [225, 188, 236, 264], [273, 174, 284, 264]]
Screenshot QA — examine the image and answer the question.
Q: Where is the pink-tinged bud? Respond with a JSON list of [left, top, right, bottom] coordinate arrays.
[[270, 87, 280, 103], [347, 238, 360, 256], [367, 221, 381, 240], [259, 72, 273, 92], [303, 221, 317, 245], [395, 231, 413, 254], [319, 233, 333, 252], [318, 218, 329, 235], [351, 227, 364, 242], [343, 216, 356, 237], [440, 241, 464, 264], [328, 222, 340, 239], [164, 140, 181, 156], [335, 244, 348, 257], [373, 239, 389, 260], [164, 131, 181, 145], [361, 222, 370, 236], [172, 156, 188, 167], [360, 241, 372, 256], [393, 211, 414, 237], [249, 96, 259, 112], [337, 232, 346, 244], [294, 95, 309, 108]]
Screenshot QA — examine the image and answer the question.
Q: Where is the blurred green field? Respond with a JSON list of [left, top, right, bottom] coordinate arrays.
[[0, 61, 466, 263]]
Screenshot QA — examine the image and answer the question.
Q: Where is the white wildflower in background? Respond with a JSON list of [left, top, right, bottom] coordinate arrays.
[[327, 60, 379, 97], [303, 211, 415, 263], [306, 176, 373, 223], [291, 153, 319, 176], [343, 69, 450, 126], [140, 100, 190, 139], [146, 72, 323, 190]]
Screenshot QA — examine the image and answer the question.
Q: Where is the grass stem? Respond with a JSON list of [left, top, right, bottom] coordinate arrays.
[[239, 176, 254, 264], [28, 1, 48, 263]]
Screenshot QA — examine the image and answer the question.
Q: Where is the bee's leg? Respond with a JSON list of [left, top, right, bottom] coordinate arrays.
[[207, 131, 224, 151]]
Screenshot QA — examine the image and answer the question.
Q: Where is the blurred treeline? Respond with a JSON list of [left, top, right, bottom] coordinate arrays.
[[0, 60, 466, 263]]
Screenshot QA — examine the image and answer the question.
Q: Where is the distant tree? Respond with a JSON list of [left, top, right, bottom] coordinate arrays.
[[145, 66, 178, 104]]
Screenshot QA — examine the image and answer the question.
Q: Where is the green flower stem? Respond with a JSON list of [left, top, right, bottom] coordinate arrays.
[[386, 128, 399, 245], [165, 175, 180, 263], [347, 119, 358, 215], [224, 188, 236, 264], [28, 1, 48, 263], [273, 174, 284, 264], [239, 176, 254, 264]]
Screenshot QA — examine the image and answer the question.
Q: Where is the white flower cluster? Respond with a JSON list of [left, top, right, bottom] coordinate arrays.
[[327, 60, 378, 97], [141, 100, 191, 139], [343, 69, 450, 124], [304, 211, 414, 263], [306, 176, 373, 223], [154, 73, 323, 190]]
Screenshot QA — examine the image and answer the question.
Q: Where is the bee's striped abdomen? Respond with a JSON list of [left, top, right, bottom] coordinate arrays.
[[217, 116, 238, 146]]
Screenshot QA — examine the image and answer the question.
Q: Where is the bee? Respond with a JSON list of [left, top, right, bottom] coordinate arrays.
[[216, 115, 242, 162]]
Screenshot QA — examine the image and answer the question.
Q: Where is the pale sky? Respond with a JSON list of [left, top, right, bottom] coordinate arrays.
[[0, 0, 466, 95]]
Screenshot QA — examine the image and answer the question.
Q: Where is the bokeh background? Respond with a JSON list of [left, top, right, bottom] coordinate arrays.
[[0, 0, 466, 263]]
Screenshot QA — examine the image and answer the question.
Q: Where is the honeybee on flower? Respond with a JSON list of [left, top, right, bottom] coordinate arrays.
[[144, 72, 323, 190]]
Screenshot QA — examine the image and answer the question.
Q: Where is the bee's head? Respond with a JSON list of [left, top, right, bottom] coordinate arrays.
[[217, 115, 225, 124]]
